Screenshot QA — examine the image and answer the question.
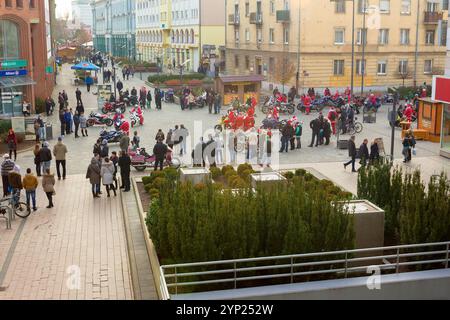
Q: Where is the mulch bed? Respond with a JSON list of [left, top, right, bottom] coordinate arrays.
[[136, 181, 151, 213]]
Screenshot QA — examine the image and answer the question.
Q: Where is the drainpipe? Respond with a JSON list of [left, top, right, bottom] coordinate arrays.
[[296, 0, 301, 95], [413, 0, 420, 88], [199, 0, 202, 73]]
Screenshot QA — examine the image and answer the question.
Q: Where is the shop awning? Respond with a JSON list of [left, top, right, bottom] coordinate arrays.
[[0, 76, 36, 89]]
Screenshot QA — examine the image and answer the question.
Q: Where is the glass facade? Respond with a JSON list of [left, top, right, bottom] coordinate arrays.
[[441, 104, 450, 155]]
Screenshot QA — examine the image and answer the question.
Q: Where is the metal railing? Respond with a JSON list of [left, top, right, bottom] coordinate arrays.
[[159, 241, 450, 299]]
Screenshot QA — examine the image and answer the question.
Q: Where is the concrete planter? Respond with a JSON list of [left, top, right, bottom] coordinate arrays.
[[251, 172, 288, 191], [180, 168, 212, 185]]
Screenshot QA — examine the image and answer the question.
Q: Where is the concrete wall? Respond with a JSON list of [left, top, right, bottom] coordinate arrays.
[[175, 269, 450, 300]]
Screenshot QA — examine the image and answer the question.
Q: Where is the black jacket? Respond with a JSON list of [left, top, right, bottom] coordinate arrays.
[[153, 142, 168, 160], [370, 143, 379, 160], [282, 125, 295, 138], [310, 119, 322, 133], [39, 147, 52, 162], [348, 139, 357, 157], [359, 143, 369, 160], [118, 155, 131, 173]]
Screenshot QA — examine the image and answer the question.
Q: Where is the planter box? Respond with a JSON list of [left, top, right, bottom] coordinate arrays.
[[251, 172, 287, 191], [180, 168, 212, 185], [337, 140, 349, 150]]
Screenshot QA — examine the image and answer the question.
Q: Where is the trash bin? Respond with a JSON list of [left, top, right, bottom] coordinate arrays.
[[337, 139, 349, 150], [363, 111, 377, 124], [45, 124, 53, 141]]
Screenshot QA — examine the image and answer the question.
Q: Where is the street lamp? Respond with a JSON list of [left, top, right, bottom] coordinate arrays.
[[179, 59, 191, 85], [330, 0, 355, 97]]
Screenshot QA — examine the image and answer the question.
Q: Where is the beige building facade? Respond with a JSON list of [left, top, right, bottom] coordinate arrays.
[[225, 0, 449, 93]]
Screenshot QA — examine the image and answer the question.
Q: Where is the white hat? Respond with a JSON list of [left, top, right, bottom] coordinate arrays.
[[3, 154, 10, 159]]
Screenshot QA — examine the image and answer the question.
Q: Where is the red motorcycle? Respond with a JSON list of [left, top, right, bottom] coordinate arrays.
[[128, 148, 181, 172], [102, 101, 126, 114], [86, 112, 114, 127]]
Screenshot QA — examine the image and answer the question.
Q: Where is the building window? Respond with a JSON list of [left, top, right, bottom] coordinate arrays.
[[358, 0, 369, 13], [379, 29, 389, 44], [424, 60, 433, 74], [401, 0, 411, 14], [234, 55, 239, 68], [377, 61, 387, 75], [379, 0, 390, 13], [245, 55, 250, 70], [335, 0, 346, 13], [269, 28, 275, 43], [400, 29, 410, 45], [0, 20, 20, 59], [269, 57, 275, 73], [283, 28, 289, 44], [235, 30, 240, 43], [335, 28, 345, 45], [443, 0, 449, 10], [16, 0, 23, 8], [245, 2, 250, 16], [399, 60, 408, 74], [425, 30, 435, 45], [334, 60, 344, 75], [5, 0, 12, 7], [245, 29, 250, 42], [357, 28, 367, 45], [270, 0, 275, 15], [356, 59, 366, 75]]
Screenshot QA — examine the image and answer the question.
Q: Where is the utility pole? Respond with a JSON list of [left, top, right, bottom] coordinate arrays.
[[413, 0, 420, 88], [296, 0, 301, 95], [361, 1, 366, 96], [351, 0, 355, 97]]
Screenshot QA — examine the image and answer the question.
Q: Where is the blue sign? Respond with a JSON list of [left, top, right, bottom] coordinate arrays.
[[0, 69, 28, 77]]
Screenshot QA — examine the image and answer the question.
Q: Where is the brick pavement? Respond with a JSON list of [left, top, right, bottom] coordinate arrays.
[[0, 175, 133, 300]]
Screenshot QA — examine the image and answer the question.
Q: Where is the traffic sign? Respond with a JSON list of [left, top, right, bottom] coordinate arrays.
[[45, 66, 54, 74], [0, 69, 28, 77], [0, 60, 27, 69]]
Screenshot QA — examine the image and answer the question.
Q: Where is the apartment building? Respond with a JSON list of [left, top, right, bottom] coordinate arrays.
[[91, 0, 136, 58], [135, 0, 225, 73], [226, 0, 449, 92], [0, 0, 56, 116], [71, 0, 93, 28]]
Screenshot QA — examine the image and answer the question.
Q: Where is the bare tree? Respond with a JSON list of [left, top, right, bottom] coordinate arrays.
[[398, 67, 412, 87], [272, 56, 296, 94]]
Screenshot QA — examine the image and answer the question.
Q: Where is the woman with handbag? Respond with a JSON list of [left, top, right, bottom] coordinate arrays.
[[42, 168, 56, 209]]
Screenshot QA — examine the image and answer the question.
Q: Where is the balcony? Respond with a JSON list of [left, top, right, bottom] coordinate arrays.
[[276, 10, 290, 23], [228, 14, 240, 26], [249, 12, 263, 25], [424, 11, 443, 24]]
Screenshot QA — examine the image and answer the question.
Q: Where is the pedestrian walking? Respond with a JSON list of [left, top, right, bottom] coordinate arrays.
[[370, 139, 380, 165], [64, 109, 72, 135], [101, 158, 117, 197], [53, 137, 68, 180], [80, 112, 88, 137], [59, 109, 66, 137], [42, 168, 56, 209], [117, 80, 124, 93], [62, 90, 69, 108], [119, 134, 130, 153], [309, 117, 322, 148], [295, 122, 303, 149], [207, 90, 214, 114], [58, 92, 65, 110], [155, 129, 165, 142], [166, 129, 174, 149], [6, 129, 17, 161], [1, 154, 15, 196], [45, 96, 55, 116], [215, 132, 224, 165], [99, 139, 109, 159], [8, 165, 22, 205], [110, 151, 119, 189], [155, 89, 162, 110], [214, 93, 222, 114], [86, 158, 101, 198], [76, 88, 82, 105], [118, 151, 131, 192], [73, 111, 81, 138], [39, 141, 52, 173], [34, 143, 41, 176], [344, 136, 357, 173], [23, 168, 38, 211], [85, 75, 94, 92], [153, 140, 168, 171], [358, 139, 370, 168], [146, 90, 152, 109], [402, 133, 413, 163]]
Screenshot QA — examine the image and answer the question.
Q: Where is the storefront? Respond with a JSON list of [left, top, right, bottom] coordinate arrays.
[[215, 75, 264, 106], [432, 75, 450, 158]]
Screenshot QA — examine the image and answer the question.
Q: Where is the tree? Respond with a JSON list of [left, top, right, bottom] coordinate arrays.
[[398, 66, 412, 87], [73, 29, 92, 46], [272, 56, 297, 94]]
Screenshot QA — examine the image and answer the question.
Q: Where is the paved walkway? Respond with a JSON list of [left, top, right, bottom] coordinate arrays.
[[0, 175, 133, 300]]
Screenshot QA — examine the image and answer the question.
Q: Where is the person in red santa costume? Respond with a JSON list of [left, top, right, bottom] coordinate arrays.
[[235, 112, 245, 130], [344, 87, 352, 102], [333, 90, 340, 100], [244, 114, 255, 132], [304, 94, 312, 115], [271, 105, 279, 121], [403, 103, 414, 122], [324, 88, 331, 97], [327, 107, 338, 135]]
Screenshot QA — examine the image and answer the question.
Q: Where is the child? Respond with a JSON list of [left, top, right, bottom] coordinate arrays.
[[132, 131, 140, 150], [23, 168, 39, 211]]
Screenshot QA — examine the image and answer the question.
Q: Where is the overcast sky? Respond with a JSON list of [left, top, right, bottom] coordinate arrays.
[[56, 0, 71, 18]]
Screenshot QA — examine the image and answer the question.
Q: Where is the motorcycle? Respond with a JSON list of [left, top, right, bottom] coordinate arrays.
[[364, 98, 382, 113], [297, 100, 325, 113], [381, 94, 394, 104], [261, 117, 288, 130], [164, 89, 175, 103], [102, 101, 126, 114], [114, 118, 130, 134], [130, 108, 144, 128], [99, 129, 124, 144], [129, 148, 181, 172], [262, 103, 295, 115], [86, 112, 114, 127]]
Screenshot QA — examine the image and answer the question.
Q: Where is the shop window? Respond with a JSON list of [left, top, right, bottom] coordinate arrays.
[[0, 20, 20, 59], [224, 85, 238, 94]]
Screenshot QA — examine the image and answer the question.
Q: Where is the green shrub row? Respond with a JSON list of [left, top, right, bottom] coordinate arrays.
[[146, 174, 355, 265], [387, 86, 432, 100], [148, 73, 206, 84], [358, 164, 450, 245]]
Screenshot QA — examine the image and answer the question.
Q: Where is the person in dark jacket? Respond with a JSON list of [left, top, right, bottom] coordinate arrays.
[[39, 142, 52, 173], [93, 139, 102, 156], [118, 151, 131, 192], [99, 140, 109, 159], [309, 118, 322, 147], [146, 90, 152, 109], [155, 88, 162, 110], [73, 112, 81, 138], [59, 109, 66, 137], [370, 140, 380, 165], [76, 102, 85, 116], [280, 124, 294, 153], [192, 138, 206, 167], [117, 80, 124, 93], [64, 109, 72, 135], [344, 136, 357, 173], [322, 119, 332, 146], [153, 140, 168, 171], [86, 158, 101, 198], [1, 154, 15, 196], [45, 96, 55, 116], [75, 88, 82, 105], [358, 139, 370, 167]]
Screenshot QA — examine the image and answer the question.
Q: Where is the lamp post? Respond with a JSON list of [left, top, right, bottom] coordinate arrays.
[[360, 1, 367, 96], [330, 0, 355, 97]]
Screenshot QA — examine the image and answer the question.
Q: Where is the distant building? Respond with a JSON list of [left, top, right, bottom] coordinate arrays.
[[0, 0, 56, 116], [135, 0, 225, 73], [91, 0, 136, 59], [446, 9, 450, 76], [71, 0, 93, 29]]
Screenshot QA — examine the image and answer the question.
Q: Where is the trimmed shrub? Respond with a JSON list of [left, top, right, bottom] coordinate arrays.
[[210, 167, 222, 180], [237, 163, 253, 177], [148, 73, 206, 84], [221, 165, 235, 176], [295, 169, 307, 177], [142, 176, 153, 186], [35, 97, 46, 114], [283, 171, 295, 180]]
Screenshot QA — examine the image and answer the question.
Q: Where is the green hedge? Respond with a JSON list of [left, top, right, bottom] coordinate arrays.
[[146, 176, 354, 265], [0, 120, 11, 135], [148, 73, 206, 84], [388, 86, 432, 100], [358, 165, 450, 245]]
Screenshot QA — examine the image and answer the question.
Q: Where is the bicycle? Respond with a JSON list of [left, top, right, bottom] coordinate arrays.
[[0, 189, 32, 219], [345, 118, 363, 135]]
